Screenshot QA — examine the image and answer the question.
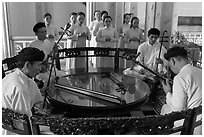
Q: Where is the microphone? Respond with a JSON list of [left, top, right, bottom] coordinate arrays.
[[34, 78, 44, 89], [60, 27, 70, 36], [64, 23, 71, 31]]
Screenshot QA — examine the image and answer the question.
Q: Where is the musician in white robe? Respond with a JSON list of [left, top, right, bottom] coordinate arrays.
[[123, 28, 167, 102], [161, 46, 202, 135], [28, 22, 55, 60], [2, 47, 45, 135]]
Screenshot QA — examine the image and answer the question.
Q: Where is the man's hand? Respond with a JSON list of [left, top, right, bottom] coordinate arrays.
[[48, 34, 54, 39], [161, 79, 172, 94], [130, 37, 140, 42], [155, 57, 163, 65], [78, 32, 86, 37], [138, 68, 144, 75], [105, 37, 111, 41]]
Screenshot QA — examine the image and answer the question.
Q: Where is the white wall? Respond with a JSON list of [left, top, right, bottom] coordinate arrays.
[[8, 2, 36, 36], [7, 2, 86, 37], [6, 2, 202, 37], [47, 2, 86, 28], [177, 2, 202, 16]]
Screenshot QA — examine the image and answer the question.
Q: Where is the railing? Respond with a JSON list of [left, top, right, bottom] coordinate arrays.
[[11, 36, 68, 56], [11, 36, 202, 70], [56, 47, 137, 71]]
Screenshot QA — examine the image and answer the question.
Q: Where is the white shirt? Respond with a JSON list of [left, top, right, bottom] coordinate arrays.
[[2, 69, 43, 135], [136, 41, 168, 74], [166, 64, 202, 111], [29, 38, 54, 60], [161, 64, 202, 135]]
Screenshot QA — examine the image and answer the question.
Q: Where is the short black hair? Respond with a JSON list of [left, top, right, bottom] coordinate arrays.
[[44, 13, 52, 18], [16, 47, 45, 68], [77, 12, 85, 17], [148, 28, 160, 37], [101, 10, 108, 17], [130, 17, 139, 28], [70, 12, 77, 17], [103, 15, 112, 22], [123, 13, 131, 24], [33, 22, 46, 33], [164, 46, 188, 60], [94, 10, 100, 15]]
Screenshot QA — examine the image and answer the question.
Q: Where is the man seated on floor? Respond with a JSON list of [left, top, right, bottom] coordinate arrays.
[[2, 47, 46, 135], [161, 46, 202, 135], [28, 22, 55, 60], [123, 28, 168, 97]]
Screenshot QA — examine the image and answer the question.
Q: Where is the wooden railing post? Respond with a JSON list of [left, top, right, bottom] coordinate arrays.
[[114, 48, 119, 72]]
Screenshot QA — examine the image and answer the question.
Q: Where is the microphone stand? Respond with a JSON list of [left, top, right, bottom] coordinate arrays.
[[42, 23, 71, 108], [155, 30, 167, 73]]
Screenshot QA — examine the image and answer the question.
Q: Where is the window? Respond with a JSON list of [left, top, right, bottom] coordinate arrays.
[[178, 16, 202, 26]]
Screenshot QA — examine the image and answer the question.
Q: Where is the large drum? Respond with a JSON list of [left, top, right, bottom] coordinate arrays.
[[46, 67, 150, 118]]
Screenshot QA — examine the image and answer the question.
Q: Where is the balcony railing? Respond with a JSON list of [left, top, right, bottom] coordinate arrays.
[[11, 36, 68, 56]]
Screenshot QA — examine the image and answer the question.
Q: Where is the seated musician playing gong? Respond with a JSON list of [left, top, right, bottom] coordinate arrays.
[[161, 46, 202, 135], [123, 28, 168, 96]]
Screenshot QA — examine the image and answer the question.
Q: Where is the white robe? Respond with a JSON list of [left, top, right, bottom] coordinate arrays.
[[136, 41, 168, 74], [161, 64, 202, 135], [2, 69, 43, 135], [89, 20, 102, 67], [95, 26, 119, 68], [28, 38, 54, 60], [66, 23, 91, 69]]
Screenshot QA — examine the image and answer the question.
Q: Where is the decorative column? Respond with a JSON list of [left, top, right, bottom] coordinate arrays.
[[171, 3, 178, 35], [115, 2, 124, 30], [107, 2, 116, 28], [159, 2, 174, 49], [144, 2, 155, 40], [86, 2, 94, 47]]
